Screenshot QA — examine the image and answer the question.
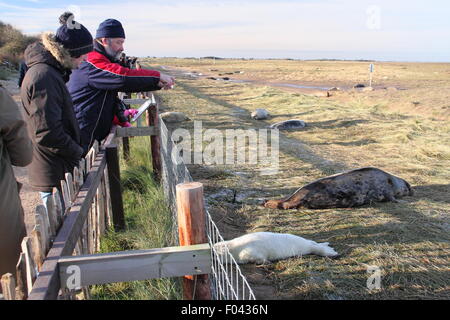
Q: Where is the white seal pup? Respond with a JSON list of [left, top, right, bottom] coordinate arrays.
[[251, 109, 270, 120], [214, 232, 338, 264]]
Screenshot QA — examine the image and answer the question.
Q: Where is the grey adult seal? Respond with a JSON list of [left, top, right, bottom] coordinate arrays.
[[160, 112, 191, 123], [269, 119, 306, 130], [264, 167, 413, 209]]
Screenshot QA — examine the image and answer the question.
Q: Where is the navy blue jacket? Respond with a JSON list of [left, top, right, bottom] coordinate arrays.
[[68, 43, 161, 152]]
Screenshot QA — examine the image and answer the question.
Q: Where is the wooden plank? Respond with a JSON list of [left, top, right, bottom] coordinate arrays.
[[30, 226, 44, 271], [65, 173, 75, 202], [73, 167, 80, 193], [81, 220, 88, 255], [122, 137, 130, 161], [52, 188, 63, 227], [45, 195, 58, 237], [79, 159, 86, 180], [90, 203, 95, 254], [93, 191, 99, 252], [28, 151, 107, 300], [92, 140, 99, 154], [85, 141, 99, 173], [96, 179, 105, 251], [35, 206, 50, 254], [176, 182, 211, 300], [147, 104, 161, 181], [86, 152, 92, 173], [102, 126, 117, 148], [122, 98, 149, 105], [59, 244, 211, 289], [103, 166, 113, 229], [74, 239, 82, 256], [15, 253, 27, 300], [115, 126, 156, 138], [105, 143, 125, 231], [60, 180, 70, 210], [86, 208, 92, 255], [21, 237, 37, 294], [1, 273, 16, 300]]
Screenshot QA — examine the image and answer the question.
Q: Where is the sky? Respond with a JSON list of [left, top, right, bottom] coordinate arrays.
[[1, 0, 449, 62]]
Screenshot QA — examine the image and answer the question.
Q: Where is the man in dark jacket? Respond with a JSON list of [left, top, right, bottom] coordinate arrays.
[[68, 19, 174, 152], [20, 14, 93, 204]]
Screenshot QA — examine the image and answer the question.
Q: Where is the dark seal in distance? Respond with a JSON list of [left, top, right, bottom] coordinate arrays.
[[269, 119, 307, 130]]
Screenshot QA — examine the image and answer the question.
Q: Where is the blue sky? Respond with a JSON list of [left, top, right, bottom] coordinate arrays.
[[1, 0, 449, 62]]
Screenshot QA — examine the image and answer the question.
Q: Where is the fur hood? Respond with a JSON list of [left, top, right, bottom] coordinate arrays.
[[41, 32, 74, 70]]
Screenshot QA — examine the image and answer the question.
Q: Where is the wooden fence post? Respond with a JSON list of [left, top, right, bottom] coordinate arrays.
[[122, 93, 131, 161], [176, 182, 211, 300], [105, 143, 125, 231], [1, 273, 16, 300], [147, 103, 161, 182], [15, 253, 27, 299], [122, 137, 130, 161]]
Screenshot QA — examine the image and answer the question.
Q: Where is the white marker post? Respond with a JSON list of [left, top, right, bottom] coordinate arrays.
[[369, 63, 374, 88]]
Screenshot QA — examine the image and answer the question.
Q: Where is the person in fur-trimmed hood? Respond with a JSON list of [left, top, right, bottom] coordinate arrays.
[[20, 13, 93, 203]]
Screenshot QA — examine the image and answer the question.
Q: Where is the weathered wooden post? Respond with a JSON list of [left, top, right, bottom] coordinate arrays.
[[147, 102, 162, 182], [1, 273, 16, 300], [105, 143, 125, 231], [176, 182, 211, 300], [122, 93, 131, 161]]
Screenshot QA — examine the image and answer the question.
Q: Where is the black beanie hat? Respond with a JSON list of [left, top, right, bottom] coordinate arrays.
[[55, 12, 93, 57], [96, 19, 126, 39]]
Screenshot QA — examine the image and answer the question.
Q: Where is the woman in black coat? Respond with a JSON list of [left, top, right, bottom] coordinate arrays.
[[20, 15, 93, 202]]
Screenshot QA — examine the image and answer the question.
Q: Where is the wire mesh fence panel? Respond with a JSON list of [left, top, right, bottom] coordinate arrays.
[[159, 118, 256, 300], [207, 213, 256, 300], [160, 117, 192, 242]]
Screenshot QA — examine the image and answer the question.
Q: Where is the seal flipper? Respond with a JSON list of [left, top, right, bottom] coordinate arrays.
[[384, 192, 399, 203], [281, 200, 302, 210]]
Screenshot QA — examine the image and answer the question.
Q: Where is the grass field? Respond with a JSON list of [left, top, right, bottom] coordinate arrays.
[[140, 58, 450, 300]]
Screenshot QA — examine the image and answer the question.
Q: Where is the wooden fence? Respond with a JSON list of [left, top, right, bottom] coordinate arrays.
[[0, 97, 160, 300], [1, 139, 111, 300], [1, 94, 254, 300]]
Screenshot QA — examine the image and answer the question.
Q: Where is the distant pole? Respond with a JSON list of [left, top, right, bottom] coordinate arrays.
[[369, 63, 374, 87], [176, 182, 211, 300]]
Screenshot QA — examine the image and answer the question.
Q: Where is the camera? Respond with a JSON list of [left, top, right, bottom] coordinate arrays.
[[118, 53, 138, 69]]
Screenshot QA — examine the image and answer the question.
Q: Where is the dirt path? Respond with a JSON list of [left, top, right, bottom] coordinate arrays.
[[1, 77, 40, 235]]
